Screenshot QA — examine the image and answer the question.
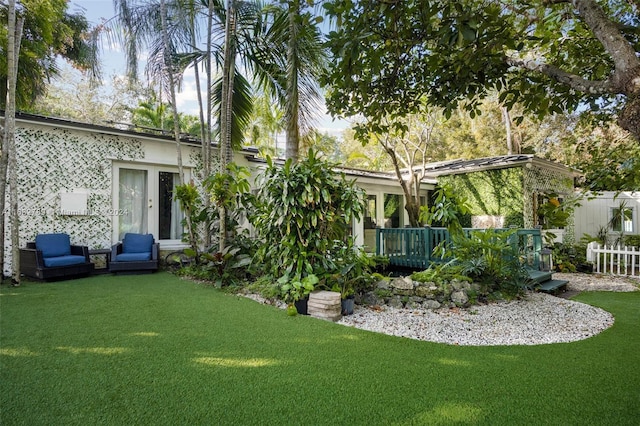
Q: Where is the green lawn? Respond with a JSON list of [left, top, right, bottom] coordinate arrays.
[[1, 272, 639, 425]]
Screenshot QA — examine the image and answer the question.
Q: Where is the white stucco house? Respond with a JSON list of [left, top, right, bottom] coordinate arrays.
[[5, 112, 590, 277], [3, 112, 435, 274]]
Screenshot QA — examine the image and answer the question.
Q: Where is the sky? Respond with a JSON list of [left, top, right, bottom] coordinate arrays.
[[68, 0, 351, 137]]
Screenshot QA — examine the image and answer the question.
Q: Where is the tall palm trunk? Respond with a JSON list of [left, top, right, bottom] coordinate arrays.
[[203, 0, 215, 247], [284, 0, 300, 161], [219, 0, 237, 251], [2, 0, 24, 284], [160, 0, 185, 183]]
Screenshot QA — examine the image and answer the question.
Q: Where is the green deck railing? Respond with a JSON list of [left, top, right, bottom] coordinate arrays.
[[375, 227, 543, 270]]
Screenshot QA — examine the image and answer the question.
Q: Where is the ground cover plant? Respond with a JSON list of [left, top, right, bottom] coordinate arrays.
[[1, 273, 639, 425]]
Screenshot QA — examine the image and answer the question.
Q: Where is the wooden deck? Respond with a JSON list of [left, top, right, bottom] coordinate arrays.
[[376, 227, 568, 293]]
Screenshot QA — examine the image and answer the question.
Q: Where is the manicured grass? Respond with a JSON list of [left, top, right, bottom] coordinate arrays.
[[1, 273, 639, 425]]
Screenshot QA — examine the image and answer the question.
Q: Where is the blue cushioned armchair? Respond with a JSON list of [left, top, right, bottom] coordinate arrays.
[[20, 233, 94, 280], [109, 233, 159, 274]]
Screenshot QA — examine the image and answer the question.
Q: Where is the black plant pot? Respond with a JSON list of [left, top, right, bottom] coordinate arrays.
[[294, 298, 309, 315], [341, 296, 355, 316], [577, 263, 594, 274]]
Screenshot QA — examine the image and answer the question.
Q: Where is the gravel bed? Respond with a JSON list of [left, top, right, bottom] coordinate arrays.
[[336, 273, 638, 346], [336, 292, 614, 346], [556, 272, 640, 292], [243, 273, 638, 347]]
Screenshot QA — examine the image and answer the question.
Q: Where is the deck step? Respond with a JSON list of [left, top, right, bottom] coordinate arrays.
[[526, 269, 553, 284], [537, 279, 569, 294]]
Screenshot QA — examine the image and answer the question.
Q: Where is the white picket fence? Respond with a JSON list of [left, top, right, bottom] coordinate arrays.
[[586, 242, 640, 277]]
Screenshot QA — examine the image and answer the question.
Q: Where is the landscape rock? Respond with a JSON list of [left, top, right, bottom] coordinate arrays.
[[422, 300, 441, 310], [415, 285, 436, 298], [451, 290, 469, 306], [390, 277, 414, 291]]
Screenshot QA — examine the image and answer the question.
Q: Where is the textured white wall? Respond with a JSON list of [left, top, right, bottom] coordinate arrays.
[[574, 191, 640, 243]]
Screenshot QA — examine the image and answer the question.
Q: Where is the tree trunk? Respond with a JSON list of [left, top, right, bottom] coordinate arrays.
[[160, 0, 185, 183], [219, 0, 237, 252], [285, 0, 300, 161], [381, 144, 421, 227], [618, 94, 640, 141], [502, 107, 514, 155], [3, 0, 23, 285], [202, 0, 215, 248]]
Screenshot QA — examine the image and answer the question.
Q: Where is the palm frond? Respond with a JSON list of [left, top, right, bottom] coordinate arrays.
[[212, 68, 254, 150]]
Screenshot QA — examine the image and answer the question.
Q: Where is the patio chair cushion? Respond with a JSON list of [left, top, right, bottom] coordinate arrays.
[[115, 252, 152, 262], [43, 255, 88, 268], [35, 233, 72, 258], [122, 233, 154, 254]]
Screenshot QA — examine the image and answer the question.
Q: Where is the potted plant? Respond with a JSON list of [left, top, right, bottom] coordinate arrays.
[[279, 274, 319, 315], [330, 275, 356, 315], [327, 242, 375, 316]]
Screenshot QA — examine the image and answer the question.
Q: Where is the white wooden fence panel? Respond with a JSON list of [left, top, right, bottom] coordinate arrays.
[[587, 242, 639, 277]]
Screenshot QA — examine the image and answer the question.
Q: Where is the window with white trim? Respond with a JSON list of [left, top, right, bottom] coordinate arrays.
[[610, 206, 634, 233]]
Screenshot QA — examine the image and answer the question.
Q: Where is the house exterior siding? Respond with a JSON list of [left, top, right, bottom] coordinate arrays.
[[4, 120, 209, 275], [574, 191, 640, 244]]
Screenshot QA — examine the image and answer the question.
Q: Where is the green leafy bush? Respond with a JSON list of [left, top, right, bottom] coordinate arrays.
[[624, 235, 640, 247], [414, 229, 529, 299], [323, 240, 377, 298], [251, 150, 364, 282], [279, 274, 319, 303], [411, 262, 471, 286], [174, 164, 256, 286]]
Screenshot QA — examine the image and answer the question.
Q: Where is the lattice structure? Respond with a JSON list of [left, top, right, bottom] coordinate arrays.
[[4, 126, 145, 275], [523, 166, 575, 244]]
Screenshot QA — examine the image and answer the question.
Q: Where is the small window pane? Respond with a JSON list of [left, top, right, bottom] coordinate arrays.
[[610, 207, 633, 233]]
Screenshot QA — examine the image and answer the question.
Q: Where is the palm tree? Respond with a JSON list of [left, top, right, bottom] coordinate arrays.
[[111, 0, 327, 248], [112, 0, 260, 250], [1, 0, 22, 284], [113, 0, 188, 182], [160, 0, 186, 181], [264, 1, 326, 161], [245, 91, 285, 157]]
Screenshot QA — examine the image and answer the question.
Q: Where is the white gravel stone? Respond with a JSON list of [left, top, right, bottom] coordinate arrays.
[[336, 292, 614, 346], [242, 273, 638, 347], [336, 273, 639, 346]]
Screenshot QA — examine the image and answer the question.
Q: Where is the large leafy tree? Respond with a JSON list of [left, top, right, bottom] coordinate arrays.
[[323, 0, 640, 141], [28, 67, 142, 124], [372, 108, 445, 227], [0, 0, 99, 109]]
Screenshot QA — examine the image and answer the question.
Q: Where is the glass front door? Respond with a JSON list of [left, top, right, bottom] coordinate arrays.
[[158, 171, 183, 240], [115, 165, 186, 244], [118, 168, 148, 238]]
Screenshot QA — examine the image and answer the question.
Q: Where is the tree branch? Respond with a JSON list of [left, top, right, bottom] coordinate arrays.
[[505, 56, 614, 95]]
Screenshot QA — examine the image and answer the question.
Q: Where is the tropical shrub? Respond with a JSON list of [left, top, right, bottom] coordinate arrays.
[[174, 164, 257, 286], [624, 235, 640, 248], [251, 150, 365, 286], [323, 240, 377, 298], [411, 262, 472, 287], [448, 229, 529, 296], [279, 274, 319, 303], [421, 189, 529, 298], [420, 183, 472, 238], [174, 181, 204, 261]]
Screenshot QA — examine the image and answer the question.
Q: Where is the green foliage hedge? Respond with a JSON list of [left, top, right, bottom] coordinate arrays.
[[438, 168, 524, 226]]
